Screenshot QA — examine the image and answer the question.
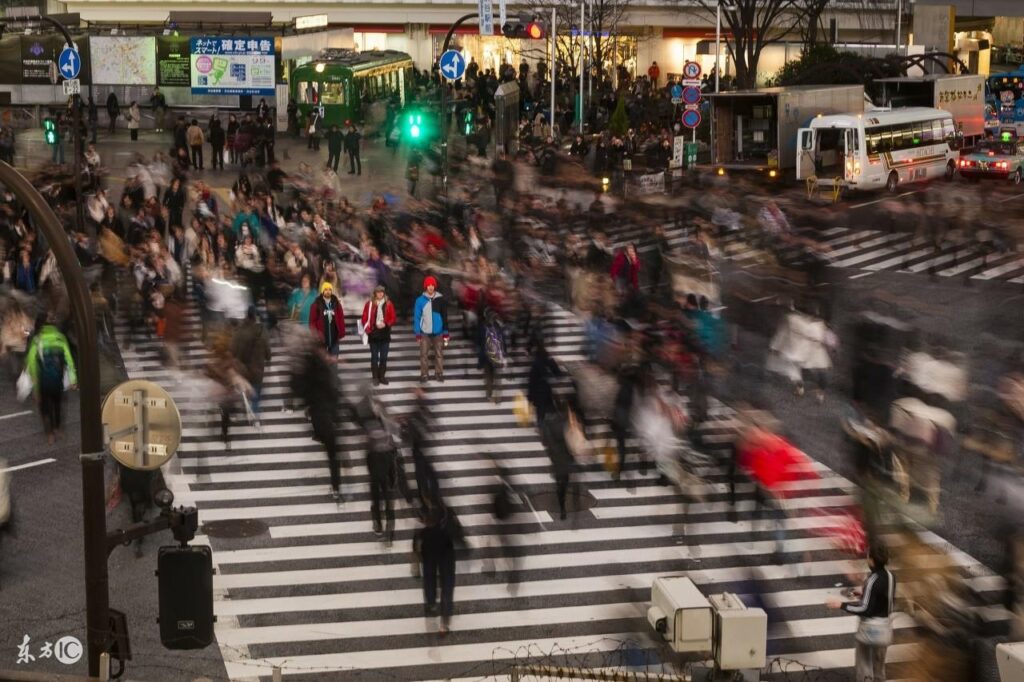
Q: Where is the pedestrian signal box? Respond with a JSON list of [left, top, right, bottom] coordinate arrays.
[[43, 118, 58, 145]]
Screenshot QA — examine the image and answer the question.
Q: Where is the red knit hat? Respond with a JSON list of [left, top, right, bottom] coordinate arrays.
[[423, 275, 438, 289]]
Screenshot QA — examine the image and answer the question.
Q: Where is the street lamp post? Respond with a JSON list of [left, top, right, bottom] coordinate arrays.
[[550, 6, 557, 130], [715, 1, 722, 93], [895, 0, 903, 55], [579, 0, 585, 130], [0, 158, 105, 674], [440, 12, 479, 197], [0, 14, 105, 677]]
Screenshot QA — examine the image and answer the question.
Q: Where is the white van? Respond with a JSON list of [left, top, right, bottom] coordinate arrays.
[[796, 107, 960, 192]]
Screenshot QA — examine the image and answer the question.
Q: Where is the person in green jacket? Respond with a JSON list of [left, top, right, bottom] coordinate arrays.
[[25, 320, 77, 444]]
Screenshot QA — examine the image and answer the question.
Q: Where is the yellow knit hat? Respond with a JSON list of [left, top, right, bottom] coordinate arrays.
[[319, 281, 334, 295]]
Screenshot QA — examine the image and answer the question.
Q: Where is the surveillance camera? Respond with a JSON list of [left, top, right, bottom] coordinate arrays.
[[655, 617, 667, 635]]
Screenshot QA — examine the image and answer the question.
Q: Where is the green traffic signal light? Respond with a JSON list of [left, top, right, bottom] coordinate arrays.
[[43, 118, 58, 145], [407, 112, 424, 140]]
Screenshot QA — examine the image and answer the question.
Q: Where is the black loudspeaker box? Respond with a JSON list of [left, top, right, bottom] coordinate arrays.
[[156, 545, 215, 649]]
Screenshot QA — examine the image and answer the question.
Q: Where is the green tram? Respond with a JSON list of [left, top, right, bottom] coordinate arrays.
[[290, 49, 415, 128]]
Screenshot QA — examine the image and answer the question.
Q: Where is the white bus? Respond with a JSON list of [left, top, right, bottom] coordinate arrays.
[[796, 107, 961, 193]]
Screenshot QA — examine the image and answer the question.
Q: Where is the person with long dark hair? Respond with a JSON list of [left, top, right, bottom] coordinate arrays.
[[826, 543, 896, 682]]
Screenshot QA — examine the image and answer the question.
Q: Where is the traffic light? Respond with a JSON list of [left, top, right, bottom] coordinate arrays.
[[463, 108, 474, 135], [502, 14, 548, 39], [403, 108, 434, 145], [43, 117, 58, 145]]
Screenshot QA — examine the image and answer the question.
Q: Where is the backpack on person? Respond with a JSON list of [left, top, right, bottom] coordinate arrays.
[[38, 343, 66, 393], [484, 322, 504, 365]]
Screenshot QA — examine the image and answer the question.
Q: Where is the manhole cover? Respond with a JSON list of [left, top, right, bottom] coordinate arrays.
[[529, 489, 597, 516], [202, 519, 268, 538]]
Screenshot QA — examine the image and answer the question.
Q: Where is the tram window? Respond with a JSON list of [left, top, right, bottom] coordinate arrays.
[[297, 81, 319, 104], [321, 82, 344, 105]]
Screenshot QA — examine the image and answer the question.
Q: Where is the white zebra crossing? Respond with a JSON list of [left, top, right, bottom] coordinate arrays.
[[117, 293, 1001, 681]]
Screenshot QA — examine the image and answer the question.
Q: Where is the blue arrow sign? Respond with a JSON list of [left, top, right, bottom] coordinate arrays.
[[670, 84, 683, 99], [58, 46, 81, 80], [439, 50, 466, 81]]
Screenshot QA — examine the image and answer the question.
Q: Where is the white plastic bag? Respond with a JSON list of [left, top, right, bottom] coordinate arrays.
[[16, 370, 32, 401]]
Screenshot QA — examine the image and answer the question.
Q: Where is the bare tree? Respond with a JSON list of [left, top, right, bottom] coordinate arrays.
[[796, 0, 831, 47], [694, 0, 802, 89], [521, 0, 628, 87]]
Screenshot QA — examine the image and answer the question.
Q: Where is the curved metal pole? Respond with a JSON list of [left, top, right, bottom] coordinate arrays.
[[0, 160, 106, 675], [5, 14, 89, 238], [440, 13, 479, 197]]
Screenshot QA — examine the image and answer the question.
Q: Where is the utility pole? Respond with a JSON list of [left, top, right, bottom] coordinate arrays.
[[0, 15, 105, 677], [550, 6, 557, 130], [579, 0, 586, 130]]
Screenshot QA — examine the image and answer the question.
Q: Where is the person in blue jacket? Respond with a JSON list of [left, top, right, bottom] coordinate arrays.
[[414, 275, 449, 383]]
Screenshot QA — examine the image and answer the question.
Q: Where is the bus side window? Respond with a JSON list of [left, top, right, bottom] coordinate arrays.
[[866, 131, 879, 155], [800, 129, 813, 151]]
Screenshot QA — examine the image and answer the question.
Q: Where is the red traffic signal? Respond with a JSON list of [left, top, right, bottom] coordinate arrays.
[[502, 15, 547, 39]]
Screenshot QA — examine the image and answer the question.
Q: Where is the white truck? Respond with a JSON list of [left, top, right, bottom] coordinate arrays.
[[707, 84, 866, 177], [871, 74, 986, 145]]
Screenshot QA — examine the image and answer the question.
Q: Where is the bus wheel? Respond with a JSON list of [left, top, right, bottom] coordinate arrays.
[[945, 161, 956, 181], [886, 171, 899, 193], [1014, 169, 1023, 186]]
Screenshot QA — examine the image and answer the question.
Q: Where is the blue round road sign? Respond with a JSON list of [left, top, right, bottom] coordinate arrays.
[[682, 86, 702, 105], [682, 109, 702, 129], [670, 84, 683, 99], [439, 50, 466, 81], [58, 46, 81, 80]]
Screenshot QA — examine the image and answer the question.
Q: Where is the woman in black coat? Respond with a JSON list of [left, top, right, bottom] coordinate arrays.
[[291, 345, 344, 500], [416, 499, 466, 634], [161, 177, 185, 231], [209, 118, 226, 171], [526, 340, 561, 425]]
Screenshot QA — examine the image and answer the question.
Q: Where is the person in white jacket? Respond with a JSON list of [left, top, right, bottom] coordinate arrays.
[[767, 309, 836, 402]]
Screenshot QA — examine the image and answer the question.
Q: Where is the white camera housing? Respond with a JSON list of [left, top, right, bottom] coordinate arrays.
[[647, 577, 713, 654], [998, 642, 1024, 682]]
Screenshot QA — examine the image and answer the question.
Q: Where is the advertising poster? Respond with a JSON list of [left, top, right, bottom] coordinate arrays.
[[90, 36, 156, 85], [20, 35, 91, 85], [157, 35, 191, 87], [190, 36, 275, 96]]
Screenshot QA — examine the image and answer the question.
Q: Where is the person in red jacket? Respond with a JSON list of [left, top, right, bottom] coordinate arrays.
[[361, 284, 397, 385], [647, 61, 660, 86], [309, 281, 346, 357], [610, 243, 641, 294]]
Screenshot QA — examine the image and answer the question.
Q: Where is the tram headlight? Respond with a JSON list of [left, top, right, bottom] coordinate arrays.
[[315, 63, 325, 73]]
